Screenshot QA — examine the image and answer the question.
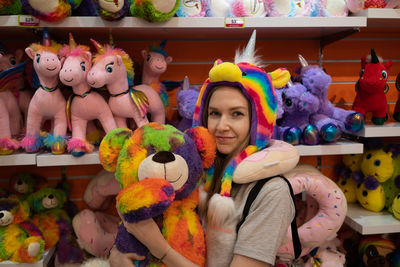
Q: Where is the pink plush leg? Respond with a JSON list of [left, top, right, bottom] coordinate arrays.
[[53, 106, 67, 138], [84, 170, 121, 210], [0, 98, 12, 138], [0, 137, 19, 155], [71, 115, 88, 141], [115, 116, 128, 128], [21, 135, 42, 153], [98, 109, 117, 133], [72, 209, 118, 257], [68, 137, 94, 157]]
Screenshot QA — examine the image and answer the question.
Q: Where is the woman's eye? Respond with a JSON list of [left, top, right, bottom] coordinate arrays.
[[232, 111, 244, 117], [209, 111, 219, 116], [105, 63, 114, 73]]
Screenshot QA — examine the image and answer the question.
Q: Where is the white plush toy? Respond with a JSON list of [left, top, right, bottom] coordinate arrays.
[[81, 258, 110, 267], [176, 0, 206, 17]]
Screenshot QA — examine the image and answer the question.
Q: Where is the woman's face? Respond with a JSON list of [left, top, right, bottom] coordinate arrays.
[[207, 86, 250, 156]]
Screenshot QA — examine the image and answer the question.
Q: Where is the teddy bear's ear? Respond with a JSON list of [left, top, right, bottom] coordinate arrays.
[[99, 128, 133, 172], [185, 126, 216, 169]]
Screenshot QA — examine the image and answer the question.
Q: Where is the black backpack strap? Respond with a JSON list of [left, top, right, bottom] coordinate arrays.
[[236, 175, 302, 259]]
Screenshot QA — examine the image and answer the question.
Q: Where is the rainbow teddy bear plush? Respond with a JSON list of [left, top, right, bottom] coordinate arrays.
[[99, 122, 216, 267], [0, 198, 45, 263]]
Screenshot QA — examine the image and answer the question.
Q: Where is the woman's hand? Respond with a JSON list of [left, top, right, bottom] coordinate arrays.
[[109, 246, 145, 267]]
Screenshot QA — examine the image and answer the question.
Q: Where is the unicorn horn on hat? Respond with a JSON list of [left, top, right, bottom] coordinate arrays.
[[234, 30, 263, 67], [42, 27, 51, 47], [69, 33, 77, 49], [90, 38, 105, 54], [370, 49, 379, 64]]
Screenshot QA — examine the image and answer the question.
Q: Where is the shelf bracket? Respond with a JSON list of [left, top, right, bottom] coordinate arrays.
[[320, 27, 360, 49]]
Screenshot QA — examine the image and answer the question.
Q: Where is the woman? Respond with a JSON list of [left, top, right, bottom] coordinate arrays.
[[109, 31, 295, 267]]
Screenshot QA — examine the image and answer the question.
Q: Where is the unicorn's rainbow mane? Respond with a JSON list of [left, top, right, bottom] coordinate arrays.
[[92, 45, 134, 82], [30, 42, 62, 54], [59, 45, 90, 58]]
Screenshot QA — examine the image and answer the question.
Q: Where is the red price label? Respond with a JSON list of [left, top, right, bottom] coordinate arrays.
[[225, 17, 245, 28], [18, 15, 40, 27]]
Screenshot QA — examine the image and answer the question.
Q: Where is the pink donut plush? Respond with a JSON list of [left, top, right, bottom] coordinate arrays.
[[278, 164, 347, 260]]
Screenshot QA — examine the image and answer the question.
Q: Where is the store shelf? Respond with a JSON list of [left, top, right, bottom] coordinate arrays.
[[295, 139, 363, 156], [36, 149, 100, 167], [351, 122, 400, 137], [354, 8, 400, 27], [0, 152, 36, 166], [345, 203, 400, 235], [0, 15, 366, 41]]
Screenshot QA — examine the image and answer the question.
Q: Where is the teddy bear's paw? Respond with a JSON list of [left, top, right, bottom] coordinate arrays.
[[302, 124, 320, 145], [345, 112, 365, 133], [117, 178, 175, 223], [28, 242, 41, 257]]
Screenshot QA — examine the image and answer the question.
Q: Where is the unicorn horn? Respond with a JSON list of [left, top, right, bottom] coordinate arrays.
[[90, 38, 105, 54], [69, 33, 77, 49], [183, 76, 189, 90], [371, 49, 379, 63], [109, 32, 115, 48], [243, 30, 256, 60], [298, 54, 309, 67], [42, 27, 51, 47]]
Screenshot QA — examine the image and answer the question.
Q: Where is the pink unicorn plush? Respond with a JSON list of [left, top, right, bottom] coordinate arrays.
[[0, 46, 24, 154], [141, 40, 172, 108], [21, 29, 67, 154], [87, 39, 165, 129], [59, 33, 117, 157]]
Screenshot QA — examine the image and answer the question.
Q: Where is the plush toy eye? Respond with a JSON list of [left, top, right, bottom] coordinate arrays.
[[357, 183, 361, 188], [80, 62, 86, 72], [360, 69, 364, 77], [285, 98, 292, 107], [366, 153, 371, 159], [105, 63, 114, 73], [9, 56, 16, 65], [362, 190, 368, 197], [382, 70, 387, 79], [242, 71, 247, 76], [36, 54, 40, 64], [341, 180, 347, 186], [57, 55, 61, 60], [374, 160, 381, 166], [397, 195, 400, 199], [146, 55, 151, 62]]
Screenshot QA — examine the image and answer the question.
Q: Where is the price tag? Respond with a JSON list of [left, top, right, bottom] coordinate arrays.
[[224, 17, 245, 28], [18, 15, 40, 27]]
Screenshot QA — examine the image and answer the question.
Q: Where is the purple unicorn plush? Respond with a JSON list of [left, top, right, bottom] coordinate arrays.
[[176, 76, 199, 132], [21, 29, 67, 154], [298, 55, 364, 142], [59, 33, 117, 157], [276, 81, 320, 145]]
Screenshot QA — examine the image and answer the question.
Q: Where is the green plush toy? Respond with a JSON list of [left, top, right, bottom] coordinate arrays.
[[130, 0, 180, 22], [0, 198, 45, 263], [0, 0, 22, 15]]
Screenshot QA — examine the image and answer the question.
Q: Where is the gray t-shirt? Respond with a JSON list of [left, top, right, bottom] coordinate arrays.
[[205, 178, 295, 267]]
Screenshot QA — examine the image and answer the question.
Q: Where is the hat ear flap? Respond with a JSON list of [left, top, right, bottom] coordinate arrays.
[[185, 127, 216, 169], [99, 128, 134, 172]]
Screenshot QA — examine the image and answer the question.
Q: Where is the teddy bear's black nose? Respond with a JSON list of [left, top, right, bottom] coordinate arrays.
[[17, 180, 23, 185], [153, 151, 175, 164], [0, 212, 4, 218], [48, 195, 54, 199]]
